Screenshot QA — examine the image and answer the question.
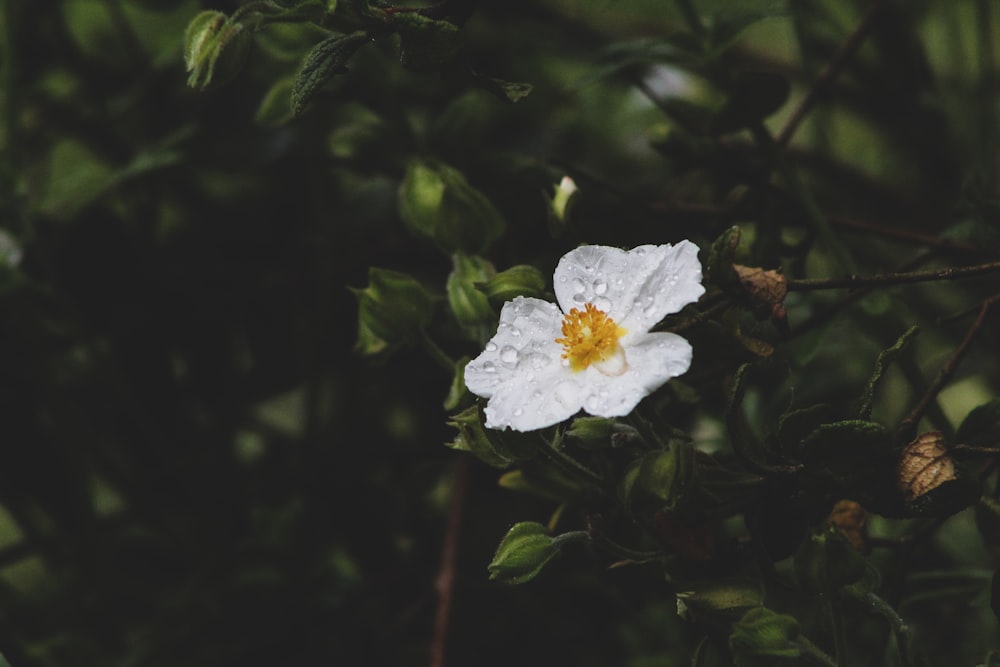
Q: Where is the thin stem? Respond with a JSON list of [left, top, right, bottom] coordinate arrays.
[[661, 298, 732, 334], [776, 0, 883, 147], [430, 456, 469, 667], [901, 293, 1000, 430], [786, 261, 1000, 292]]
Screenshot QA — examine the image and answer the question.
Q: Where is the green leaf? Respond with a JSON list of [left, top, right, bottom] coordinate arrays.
[[957, 400, 1000, 446], [859, 326, 919, 421], [676, 578, 763, 623], [477, 264, 546, 302], [398, 160, 506, 253], [291, 31, 369, 116], [488, 521, 560, 584], [446, 253, 496, 335]]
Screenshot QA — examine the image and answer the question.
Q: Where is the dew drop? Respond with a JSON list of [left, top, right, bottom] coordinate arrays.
[[483, 361, 496, 373], [510, 327, 522, 337], [584, 264, 595, 273], [593, 279, 608, 295], [572, 292, 587, 303], [593, 296, 612, 311], [635, 248, 647, 256], [485, 342, 498, 352], [558, 275, 567, 283], [500, 346, 518, 363], [644, 304, 658, 319], [560, 357, 571, 367], [514, 408, 524, 417], [571, 278, 587, 293]]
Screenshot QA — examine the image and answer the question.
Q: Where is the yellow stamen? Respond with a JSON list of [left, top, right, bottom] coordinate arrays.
[[555, 303, 627, 372]]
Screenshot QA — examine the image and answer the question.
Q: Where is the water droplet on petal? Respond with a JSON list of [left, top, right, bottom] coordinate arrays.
[[593, 296, 612, 311], [572, 292, 587, 303], [510, 327, 522, 337], [558, 275, 567, 283], [514, 408, 524, 417], [485, 342, 497, 352], [584, 264, 595, 273], [635, 248, 647, 256], [500, 346, 518, 363], [593, 279, 608, 295], [483, 361, 496, 373], [524, 352, 551, 370], [643, 305, 658, 319], [560, 357, 570, 367], [571, 278, 586, 293]]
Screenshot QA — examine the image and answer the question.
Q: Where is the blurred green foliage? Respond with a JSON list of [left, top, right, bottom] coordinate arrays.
[[3, 0, 1000, 665]]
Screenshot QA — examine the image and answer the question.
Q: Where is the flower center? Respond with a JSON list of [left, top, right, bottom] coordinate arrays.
[[555, 303, 627, 372]]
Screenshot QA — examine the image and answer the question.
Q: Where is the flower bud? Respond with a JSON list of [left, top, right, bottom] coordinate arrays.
[[488, 521, 559, 584], [476, 264, 546, 302], [729, 607, 801, 665], [352, 267, 431, 352], [549, 176, 578, 224], [184, 11, 251, 90], [446, 253, 495, 333]]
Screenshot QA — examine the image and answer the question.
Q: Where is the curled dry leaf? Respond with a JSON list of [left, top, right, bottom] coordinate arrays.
[[827, 499, 869, 553], [898, 431, 956, 502], [733, 264, 788, 325]]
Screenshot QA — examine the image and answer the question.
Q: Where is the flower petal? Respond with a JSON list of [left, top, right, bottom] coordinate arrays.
[[464, 295, 564, 399], [554, 243, 704, 331], [552, 245, 630, 316], [577, 331, 693, 418], [483, 369, 584, 431], [618, 241, 705, 331]]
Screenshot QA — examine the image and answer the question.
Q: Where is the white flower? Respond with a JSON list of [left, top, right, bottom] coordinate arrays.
[[464, 241, 705, 431]]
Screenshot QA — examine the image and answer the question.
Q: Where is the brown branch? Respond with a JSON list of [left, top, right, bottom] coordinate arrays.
[[786, 260, 1000, 291], [900, 292, 1000, 431], [430, 455, 470, 667], [776, 0, 884, 147]]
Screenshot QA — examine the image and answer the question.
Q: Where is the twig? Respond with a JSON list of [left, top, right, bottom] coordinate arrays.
[[430, 455, 470, 667], [786, 260, 1000, 291], [776, 0, 884, 147], [901, 293, 1000, 430], [828, 215, 981, 254]]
